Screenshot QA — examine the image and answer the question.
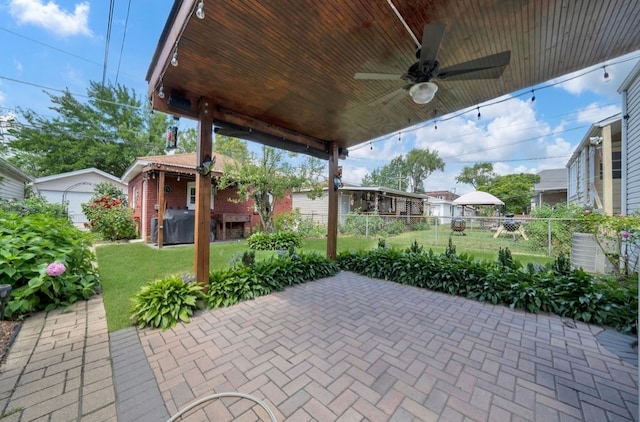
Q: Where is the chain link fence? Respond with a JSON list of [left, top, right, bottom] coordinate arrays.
[[294, 212, 639, 273]]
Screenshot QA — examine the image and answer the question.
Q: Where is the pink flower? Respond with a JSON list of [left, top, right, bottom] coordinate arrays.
[[622, 231, 630, 239], [602, 230, 608, 236], [46, 262, 66, 277], [583, 210, 591, 215]]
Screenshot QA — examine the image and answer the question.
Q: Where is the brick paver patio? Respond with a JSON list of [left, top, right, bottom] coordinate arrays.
[[138, 272, 639, 421]]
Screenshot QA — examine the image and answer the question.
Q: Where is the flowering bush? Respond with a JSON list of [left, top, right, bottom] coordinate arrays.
[[82, 194, 137, 241], [0, 210, 99, 318], [580, 209, 640, 279]]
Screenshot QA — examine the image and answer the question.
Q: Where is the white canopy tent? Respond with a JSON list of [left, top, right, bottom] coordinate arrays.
[[452, 191, 504, 206]]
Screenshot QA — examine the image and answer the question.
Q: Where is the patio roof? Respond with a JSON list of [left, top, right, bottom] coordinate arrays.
[[147, 0, 640, 158]]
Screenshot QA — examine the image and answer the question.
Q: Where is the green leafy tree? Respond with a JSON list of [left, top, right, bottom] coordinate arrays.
[[361, 156, 408, 190], [218, 145, 324, 233], [456, 162, 497, 189], [215, 134, 250, 162], [480, 173, 539, 214], [362, 148, 444, 192], [405, 148, 444, 193], [176, 127, 197, 153], [8, 81, 173, 177]]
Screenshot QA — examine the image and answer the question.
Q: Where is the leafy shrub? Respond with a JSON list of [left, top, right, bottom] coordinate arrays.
[[337, 242, 638, 334], [411, 220, 430, 231], [0, 196, 68, 220], [339, 212, 385, 236], [130, 275, 205, 330], [384, 219, 407, 236], [207, 251, 338, 309], [0, 210, 99, 318], [81, 183, 137, 241], [274, 209, 326, 238], [527, 203, 584, 256], [246, 231, 301, 250]]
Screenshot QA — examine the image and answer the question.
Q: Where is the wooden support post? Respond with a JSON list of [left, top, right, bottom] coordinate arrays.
[[602, 125, 613, 215], [157, 171, 165, 249], [194, 100, 213, 285], [326, 143, 339, 260]]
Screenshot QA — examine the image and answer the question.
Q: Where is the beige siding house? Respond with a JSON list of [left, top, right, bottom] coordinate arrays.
[[566, 115, 622, 215]]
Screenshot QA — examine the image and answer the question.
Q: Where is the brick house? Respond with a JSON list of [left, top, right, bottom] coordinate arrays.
[[121, 153, 292, 244]]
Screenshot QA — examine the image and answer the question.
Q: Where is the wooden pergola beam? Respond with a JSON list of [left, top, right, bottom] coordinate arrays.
[[194, 99, 213, 285]]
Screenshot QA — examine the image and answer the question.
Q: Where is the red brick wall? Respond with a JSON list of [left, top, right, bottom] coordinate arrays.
[[127, 173, 294, 241]]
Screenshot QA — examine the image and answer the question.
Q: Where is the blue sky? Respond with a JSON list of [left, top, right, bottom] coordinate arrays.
[[1, 0, 639, 195]]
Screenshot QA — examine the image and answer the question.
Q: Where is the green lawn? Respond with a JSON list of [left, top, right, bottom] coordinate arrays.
[[96, 233, 552, 332]]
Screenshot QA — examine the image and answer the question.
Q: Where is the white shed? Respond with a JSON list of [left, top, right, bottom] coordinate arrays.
[[0, 158, 33, 201], [33, 168, 126, 224]]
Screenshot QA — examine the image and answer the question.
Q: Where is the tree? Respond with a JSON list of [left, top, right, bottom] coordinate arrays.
[[176, 127, 197, 153], [361, 156, 408, 190], [479, 173, 540, 214], [8, 81, 173, 177], [362, 148, 444, 193], [218, 146, 324, 233], [405, 148, 444, 193], [456, 162, 497, 189], [215, 134, 250, 162]]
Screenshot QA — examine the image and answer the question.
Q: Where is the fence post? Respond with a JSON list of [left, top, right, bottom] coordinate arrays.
[[434, 217, 438, 244], [547, 218, 552, 257], [365, 214, 369, 238]]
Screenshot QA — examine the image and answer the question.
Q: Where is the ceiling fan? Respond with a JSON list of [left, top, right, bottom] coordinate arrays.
[[355, 23, 511, 105]]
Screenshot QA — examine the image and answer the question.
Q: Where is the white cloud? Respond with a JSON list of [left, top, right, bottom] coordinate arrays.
[[413, 96, 551, 164], [9, 0, 92, 37], [575, 102, 621, 124], [552, 51, 640, 97]]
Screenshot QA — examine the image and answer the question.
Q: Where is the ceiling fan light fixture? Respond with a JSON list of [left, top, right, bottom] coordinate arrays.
[[409, 82, 438, 104]]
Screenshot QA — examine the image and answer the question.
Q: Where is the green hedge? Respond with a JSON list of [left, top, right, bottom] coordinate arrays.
[[246, 231, 302, 250], [130, 251, 339, 329], [337, 246, 637, 334]]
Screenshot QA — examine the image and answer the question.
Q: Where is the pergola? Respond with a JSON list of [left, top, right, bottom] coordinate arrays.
[[147, 0, 640, 283]]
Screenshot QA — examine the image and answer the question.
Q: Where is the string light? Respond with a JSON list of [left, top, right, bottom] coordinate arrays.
[[434, 122, 438, 130], [369, 142, 373, 150], [603, 65, 610, 80], [196, 1, 205, 19], [170, 51, 178, 67], [398, 132, 401, 142], [158, 84, 165, 99], [531, 89, 536, 102], [477, 107, 481, 120]]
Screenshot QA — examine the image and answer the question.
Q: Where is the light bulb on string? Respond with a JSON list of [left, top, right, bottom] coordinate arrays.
[[398, 132, 401, 142], [196, 1, 205, 19], [531, 90, 536, 102], [369, 142, 373, 151], [477, 107, 481, 120], [171, 51, 179, 67], [603, 66, 610, 80], [158, 85, 165, 99]]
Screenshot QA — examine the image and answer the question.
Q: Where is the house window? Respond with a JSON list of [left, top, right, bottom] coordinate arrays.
[[599, 151, 622, 180], [186, 182, 216, 210]]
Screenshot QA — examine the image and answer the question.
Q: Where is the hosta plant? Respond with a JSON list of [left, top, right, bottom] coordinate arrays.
[[130, 275, 205, 330]]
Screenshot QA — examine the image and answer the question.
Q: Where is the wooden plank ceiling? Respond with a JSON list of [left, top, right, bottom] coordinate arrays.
[[147, 0, 640, 159]]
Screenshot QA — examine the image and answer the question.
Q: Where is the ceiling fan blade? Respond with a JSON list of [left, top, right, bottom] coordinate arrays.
[[437, 51, 511, 80], [368, 87, 406, 106], [354, 72, 403, 80], [419, 23, 446, 66]]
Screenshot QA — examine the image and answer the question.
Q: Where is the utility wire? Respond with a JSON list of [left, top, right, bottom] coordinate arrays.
[[115, 0, 133, 85], [102, 0, 116, 85]]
